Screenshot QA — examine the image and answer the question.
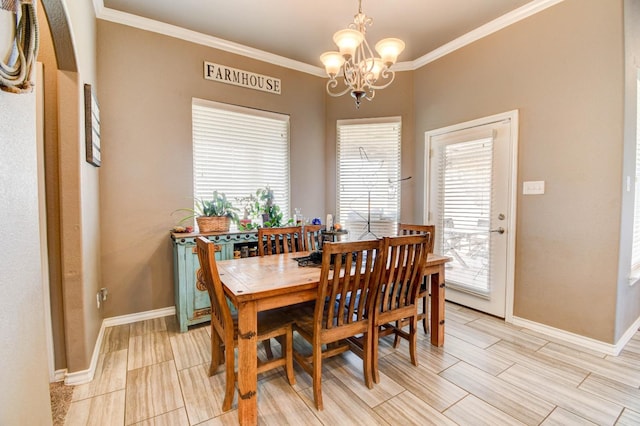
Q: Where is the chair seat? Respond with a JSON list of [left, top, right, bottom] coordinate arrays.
[[229, 309, 295, 342], [292, 293, 369, 338]]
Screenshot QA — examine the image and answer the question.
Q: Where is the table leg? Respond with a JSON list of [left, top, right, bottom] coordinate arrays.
[[237, 301, 258, 425], [430, 265, 446, 346]]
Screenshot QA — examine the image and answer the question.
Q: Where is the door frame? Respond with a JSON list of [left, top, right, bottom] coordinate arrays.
[[424, 110, 519, 321], [36, 63, 56, 381]]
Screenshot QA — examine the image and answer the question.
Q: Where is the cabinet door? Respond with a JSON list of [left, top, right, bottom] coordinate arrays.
[[188, 243, 224, 321]]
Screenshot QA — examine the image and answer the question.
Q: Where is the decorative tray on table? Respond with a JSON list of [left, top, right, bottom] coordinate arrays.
[[294, 251, 323, 267], [294, 251, 357, 268]]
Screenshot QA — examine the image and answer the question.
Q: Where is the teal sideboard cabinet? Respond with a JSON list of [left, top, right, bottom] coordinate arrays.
[[171, 230, 258, 332]]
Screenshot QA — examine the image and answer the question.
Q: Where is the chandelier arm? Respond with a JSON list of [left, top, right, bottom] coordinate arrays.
[[353, 37, 377, 90], [360, 38, 376, 69], [342, 60, 359, 89], [368, 69, 396, 90], [326, 79, 353, 97], [366, 90, 375, 102]]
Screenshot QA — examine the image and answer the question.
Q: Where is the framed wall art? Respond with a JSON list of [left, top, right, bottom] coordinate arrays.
[[84, 83, 101, 167]]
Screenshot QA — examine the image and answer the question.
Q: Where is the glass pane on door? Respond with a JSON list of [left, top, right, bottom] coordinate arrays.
[[436, 137, 493, 296]]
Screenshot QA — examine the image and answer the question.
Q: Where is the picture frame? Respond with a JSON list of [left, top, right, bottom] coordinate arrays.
[[84, 83, 101, 167]]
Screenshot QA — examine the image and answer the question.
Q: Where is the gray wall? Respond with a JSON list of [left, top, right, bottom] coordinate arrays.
[[97, 21, 327, 317], [414, 0, 625, 343]]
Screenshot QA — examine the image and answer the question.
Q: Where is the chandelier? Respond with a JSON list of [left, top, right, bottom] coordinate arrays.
[[320, 0, 405, 108]]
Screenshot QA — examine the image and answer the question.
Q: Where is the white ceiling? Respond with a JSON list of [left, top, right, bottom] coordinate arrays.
[[98, 0, 556, 73]]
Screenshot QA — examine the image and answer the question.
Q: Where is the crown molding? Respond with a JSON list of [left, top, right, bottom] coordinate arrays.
[[94, 1, 326, 77], [93, 0, 563, 75], [93, 0, 564, 77], [412, 0, 565, 69]]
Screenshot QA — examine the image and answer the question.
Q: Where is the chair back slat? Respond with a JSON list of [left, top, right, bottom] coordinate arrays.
[[303, 224, 323, 251], [378, 235, 430, 314], [195, 237, 234, 342], [398, 223, 435, 254], [258, 226, 304, 256], [316, 240, 384, 332]]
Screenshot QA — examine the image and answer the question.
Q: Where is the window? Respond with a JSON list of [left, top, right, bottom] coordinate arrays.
[[336, 117, 401, 238], [192, 99, 290, 226], [631, 76, 640, 277]]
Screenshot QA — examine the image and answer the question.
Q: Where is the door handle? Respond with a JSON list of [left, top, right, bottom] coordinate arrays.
[[490, 227, 505, 234]]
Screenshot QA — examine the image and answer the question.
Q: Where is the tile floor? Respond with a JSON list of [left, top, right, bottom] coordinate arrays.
[[64, 302, 640, 425]]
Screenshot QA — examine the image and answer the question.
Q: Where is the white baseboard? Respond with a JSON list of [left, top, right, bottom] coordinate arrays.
[[103, 306, 176, 328], [510, 315, 640, 356], [614, 315, 640, 355], [63, 306, 176, 386], [52, 369, 67, 382], [64, 321, 106, 386]]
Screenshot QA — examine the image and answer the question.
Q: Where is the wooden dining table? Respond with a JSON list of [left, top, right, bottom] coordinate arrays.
[[216, 251, 450, 425]]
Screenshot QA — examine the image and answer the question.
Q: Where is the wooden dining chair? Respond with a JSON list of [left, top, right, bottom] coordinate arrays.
[[258, 225, 304, 256], [398, 223, 435, 335], [302, 224, 324, 251], [372, 234, 430, 384], [289, 239, 384, 410], [195, 237, 296, 411]]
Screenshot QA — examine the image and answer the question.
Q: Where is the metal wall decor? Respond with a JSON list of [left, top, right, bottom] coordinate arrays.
[[84, 83, 101, 167]]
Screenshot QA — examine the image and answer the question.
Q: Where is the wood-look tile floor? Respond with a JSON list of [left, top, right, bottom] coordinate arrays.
[[64, 302, 640, 425]]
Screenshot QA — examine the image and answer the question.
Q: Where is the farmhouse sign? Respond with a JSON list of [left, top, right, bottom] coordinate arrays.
[[204, 61, 281, 95]]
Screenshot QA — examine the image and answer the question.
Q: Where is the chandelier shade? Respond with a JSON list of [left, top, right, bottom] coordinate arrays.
[[375, 38, 405, 66], [321, 0, 405, 108], [333, 29, 364, 59], [320, 52, 346, 76]]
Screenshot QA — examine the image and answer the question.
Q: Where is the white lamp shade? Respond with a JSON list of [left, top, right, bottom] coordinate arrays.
[[333, 29, 364, 59], [361, 58, 384, 80], [375, 38, 405, 66], [320, 51, 345, 76]]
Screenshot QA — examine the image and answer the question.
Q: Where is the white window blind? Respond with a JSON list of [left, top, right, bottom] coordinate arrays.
[[336, 117, 401, 238], [631, 77, 640, 271], [192, 99, 290, 225], [433, 133, 494, 295]]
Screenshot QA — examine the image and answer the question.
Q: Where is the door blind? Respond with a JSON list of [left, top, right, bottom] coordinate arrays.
[[336, 117, 401, 238], [434, 135, 494, 295], [192, 99, 290, 223]]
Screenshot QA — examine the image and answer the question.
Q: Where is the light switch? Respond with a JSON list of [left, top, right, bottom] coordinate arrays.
[[523, 180, 545, 195]]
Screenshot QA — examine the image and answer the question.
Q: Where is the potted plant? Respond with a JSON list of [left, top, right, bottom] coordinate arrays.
[[237, 186, 292, 228], [253, 186, 292, 228], [175, 191, 239, 233], [236, 194, 259, 231]]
